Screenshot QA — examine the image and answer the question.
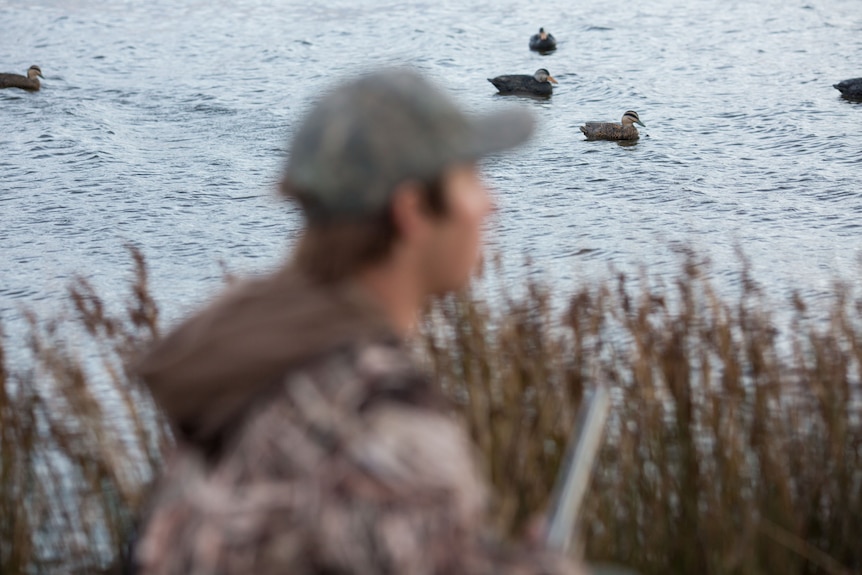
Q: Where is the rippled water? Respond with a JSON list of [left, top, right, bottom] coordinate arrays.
[[2, 0, 861, 340]]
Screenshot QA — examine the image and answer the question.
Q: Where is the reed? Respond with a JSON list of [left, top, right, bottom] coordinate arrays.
[[421, 258, 861, 575], [0, 249, 859, 574], [0, 247, 168, 573]]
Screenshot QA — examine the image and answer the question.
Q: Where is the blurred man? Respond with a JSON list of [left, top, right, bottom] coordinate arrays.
[[134, 68, 583, 575]]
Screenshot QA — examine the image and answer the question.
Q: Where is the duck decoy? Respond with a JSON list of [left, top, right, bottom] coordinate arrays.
[[579, 110, 646, 141], [0, 65, 43, 91], [488, 68, 558, 97], [833, 77, 862, 100], [529, 27, 557, 53]]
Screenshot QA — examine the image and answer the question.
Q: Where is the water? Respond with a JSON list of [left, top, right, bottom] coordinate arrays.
[[2, 0, 861, 342]]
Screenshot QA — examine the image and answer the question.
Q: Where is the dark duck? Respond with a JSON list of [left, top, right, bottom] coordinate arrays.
[[529, 27, 557, 53], [0, 65, 43, 91], [488, 68, 558, 97], [834, 77, 862, 101]]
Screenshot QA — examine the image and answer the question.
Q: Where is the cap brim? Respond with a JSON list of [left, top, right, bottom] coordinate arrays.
[[465, 107, 535, 159]]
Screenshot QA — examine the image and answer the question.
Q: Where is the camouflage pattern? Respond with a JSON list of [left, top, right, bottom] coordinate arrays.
[[134, 339, 584, 575], [283, 68, 534, 220]]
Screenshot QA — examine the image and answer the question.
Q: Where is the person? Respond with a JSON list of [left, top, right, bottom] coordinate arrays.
[[132, 68, 584, 575]]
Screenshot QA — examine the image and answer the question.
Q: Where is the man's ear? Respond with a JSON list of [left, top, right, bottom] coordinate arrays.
[[389, 181, 428, 243]]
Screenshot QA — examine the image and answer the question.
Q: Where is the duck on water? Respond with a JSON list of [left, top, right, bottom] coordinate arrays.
[[0, 65, 43, 91], [488, 68, 558, 97], [580, 111, 646, 141], [834, 77, 862, 101], [529, 27, 556, 53]]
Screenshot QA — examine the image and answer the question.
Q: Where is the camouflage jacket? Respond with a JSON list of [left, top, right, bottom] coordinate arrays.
[[134, 269, 583, 574]]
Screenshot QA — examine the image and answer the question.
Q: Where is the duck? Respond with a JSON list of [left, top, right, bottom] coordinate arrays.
[[0, 65, 43, 91], [529, 27, 557, 53], [488, 68, 558, 97], [833, 77, 862, 100], [579, 110, 646, 141]]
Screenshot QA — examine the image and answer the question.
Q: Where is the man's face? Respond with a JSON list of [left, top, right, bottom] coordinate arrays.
[[421, 162, 494, 294]]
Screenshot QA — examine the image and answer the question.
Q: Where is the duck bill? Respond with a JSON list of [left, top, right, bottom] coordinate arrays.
[[636, 120, 645, 127], [548, 75, 558, 84]]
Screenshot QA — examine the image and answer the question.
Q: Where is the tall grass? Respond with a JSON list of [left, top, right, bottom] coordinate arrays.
[[422, 258, 862, 575], [0, 248, 168, 574], [1, 249, 860, 574]]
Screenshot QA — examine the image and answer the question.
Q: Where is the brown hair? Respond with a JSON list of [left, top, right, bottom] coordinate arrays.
[[284, 178, 447, 284]]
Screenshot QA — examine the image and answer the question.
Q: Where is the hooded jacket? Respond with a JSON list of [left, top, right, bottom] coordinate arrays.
[[133, 265, 582, 575]]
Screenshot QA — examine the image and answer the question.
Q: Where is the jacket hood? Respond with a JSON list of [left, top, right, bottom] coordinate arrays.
[[136, 265, 393, 450]]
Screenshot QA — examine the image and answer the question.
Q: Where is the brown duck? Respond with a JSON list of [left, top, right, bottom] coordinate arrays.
[[579, 110, 645, 141], [0, 65, 43, 91]]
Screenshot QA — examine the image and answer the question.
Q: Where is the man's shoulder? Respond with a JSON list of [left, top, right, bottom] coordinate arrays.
[[294, 338, 447, 413], [215, 338, 447, 467]]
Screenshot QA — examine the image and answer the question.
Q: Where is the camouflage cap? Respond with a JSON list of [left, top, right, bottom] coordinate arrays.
[[282, 68, 534, 220]]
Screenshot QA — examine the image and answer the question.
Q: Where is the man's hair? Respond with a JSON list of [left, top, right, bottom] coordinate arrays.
[[283, 178, 448, 284]]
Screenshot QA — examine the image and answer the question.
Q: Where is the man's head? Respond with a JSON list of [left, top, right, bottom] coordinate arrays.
[[280, 68, 533, 293]]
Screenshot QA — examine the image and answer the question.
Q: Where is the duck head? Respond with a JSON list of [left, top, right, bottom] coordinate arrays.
[[621, 110, 645, 127], [28, 65, 43, 80], [539, 27, 549, 40], [533, 68, 558, 84]]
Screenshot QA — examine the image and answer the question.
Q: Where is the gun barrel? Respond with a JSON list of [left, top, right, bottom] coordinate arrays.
[[545, 385, 611, 553]]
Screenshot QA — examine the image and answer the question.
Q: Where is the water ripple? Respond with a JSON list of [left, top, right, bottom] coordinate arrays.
[[1, 0, 861, 334]]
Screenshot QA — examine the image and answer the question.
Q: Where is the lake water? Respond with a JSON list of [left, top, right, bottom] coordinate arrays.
[[2, 0, 861, 345]]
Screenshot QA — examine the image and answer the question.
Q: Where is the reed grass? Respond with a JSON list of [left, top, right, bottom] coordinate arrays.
[[422, 258, 862, 575], [1, 247, 168, 574], [1, 249, 860, 574]]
